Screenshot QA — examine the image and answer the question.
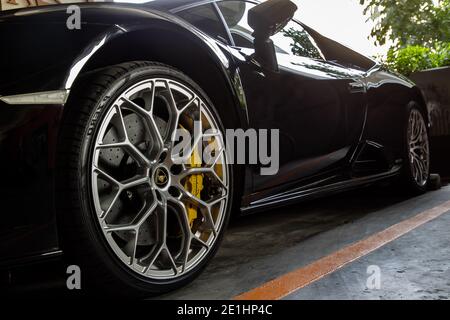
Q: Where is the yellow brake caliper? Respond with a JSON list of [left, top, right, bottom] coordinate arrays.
[[185, 146, 204, 228]]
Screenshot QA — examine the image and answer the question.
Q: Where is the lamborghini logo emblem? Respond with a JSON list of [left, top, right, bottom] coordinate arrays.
[[155, 167, 169, 186]]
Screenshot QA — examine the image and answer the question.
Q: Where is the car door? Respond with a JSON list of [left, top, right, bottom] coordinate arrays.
[[216, 0, 367, 192]]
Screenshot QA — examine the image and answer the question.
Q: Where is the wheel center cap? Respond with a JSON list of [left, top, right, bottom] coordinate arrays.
[[154, 166, 169, 188]]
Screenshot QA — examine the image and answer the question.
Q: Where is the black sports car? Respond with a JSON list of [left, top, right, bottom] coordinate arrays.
[[0, 0, 430, 295]]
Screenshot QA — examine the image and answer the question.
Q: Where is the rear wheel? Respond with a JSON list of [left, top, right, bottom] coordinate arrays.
[[401, 103, 430, 193], [57, 61, 233, 295]]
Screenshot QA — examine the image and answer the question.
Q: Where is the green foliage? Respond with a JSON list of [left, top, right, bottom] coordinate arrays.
[[435, 41, 450, 65], [386, 43, 450, 75], [282, 27, 322, 59], [360, 0, 450, 74], [359, 0, 450, 48]]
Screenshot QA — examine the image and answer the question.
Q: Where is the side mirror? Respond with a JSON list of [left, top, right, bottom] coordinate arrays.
[[248, 0, 297, 72]]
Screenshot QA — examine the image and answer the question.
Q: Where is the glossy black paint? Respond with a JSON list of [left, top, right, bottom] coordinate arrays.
[[0, 102, 61, 264], [0, 0, 428, 266], [236, 50, 367, 191]]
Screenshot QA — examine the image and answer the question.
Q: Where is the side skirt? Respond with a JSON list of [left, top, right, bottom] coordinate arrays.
[[0, 250, 63, 270], [241, 165, 402, 214]]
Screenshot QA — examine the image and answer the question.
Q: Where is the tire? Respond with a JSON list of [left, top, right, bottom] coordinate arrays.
[[400, 102, 430, 194], [56, 61, 234, 296]]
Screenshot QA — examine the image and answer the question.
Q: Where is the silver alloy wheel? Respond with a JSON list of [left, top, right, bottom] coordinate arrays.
[[407, 109, 429, 187], [90, 78, 229, 279]]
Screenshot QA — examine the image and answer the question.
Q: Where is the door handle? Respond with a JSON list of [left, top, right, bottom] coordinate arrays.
[[349, 82, 366, 94]]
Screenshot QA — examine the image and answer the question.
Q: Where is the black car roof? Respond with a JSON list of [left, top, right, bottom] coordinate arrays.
[[146, 0, 212, 12], [146, 0, 259, 12]]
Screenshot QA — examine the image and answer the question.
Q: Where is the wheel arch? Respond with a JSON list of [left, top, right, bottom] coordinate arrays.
[[410, 86, 430, 126], [363, 73, 430, 166], [67, 25, 248, 132]]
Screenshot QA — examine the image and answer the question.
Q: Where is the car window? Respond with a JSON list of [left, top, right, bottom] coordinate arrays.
[[176, 3, 231, 45], [217, 0, 323, 59]]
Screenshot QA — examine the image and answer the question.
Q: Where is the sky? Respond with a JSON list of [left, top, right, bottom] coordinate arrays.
[[293, 0, 390, 57]]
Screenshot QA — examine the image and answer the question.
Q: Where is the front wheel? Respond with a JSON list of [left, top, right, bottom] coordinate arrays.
[[401, 102, 430, 193], [57, 61, 233, 296]]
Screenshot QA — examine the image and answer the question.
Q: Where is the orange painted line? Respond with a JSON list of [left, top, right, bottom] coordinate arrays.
[[234, 200, 450, 300]]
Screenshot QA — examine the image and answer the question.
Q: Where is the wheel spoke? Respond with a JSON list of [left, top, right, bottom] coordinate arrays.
[[102, 184, 156, 232], [125, 142, 152, 167], [165, 248, 179, 275], [94, 167, 149, 191], [160, 197, 168, 240], [209, 146, 225, 167], [105, 224, 136, 233], [121, 97, 164, 155], [125, 231, 138, 265], [167, 196, 195, 272], [209, 195, 228, 206], [134, 197, 158, 226], [179, 167, 212, 180], [415, 156, 426, 177], [168, 196, 191, 233], [144, 245, 164, 274], [203, 129, 222, 139], [113, 104, 129, 141], [142, 199, 177, 274], [168, 97, 198, 144], [177, 105, 204, 164], [192, 236, 209, 249], [93, 166, 120, 187], [164, 81, 180, 143], [100, 189, 121, 220], [211, 170, 228, 191], [122, 176, 150, 189], [412, 160, 419, 181], [181, 237, 192, 273], [96, 141, 128, 150], [147, 79, 156, 113]]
